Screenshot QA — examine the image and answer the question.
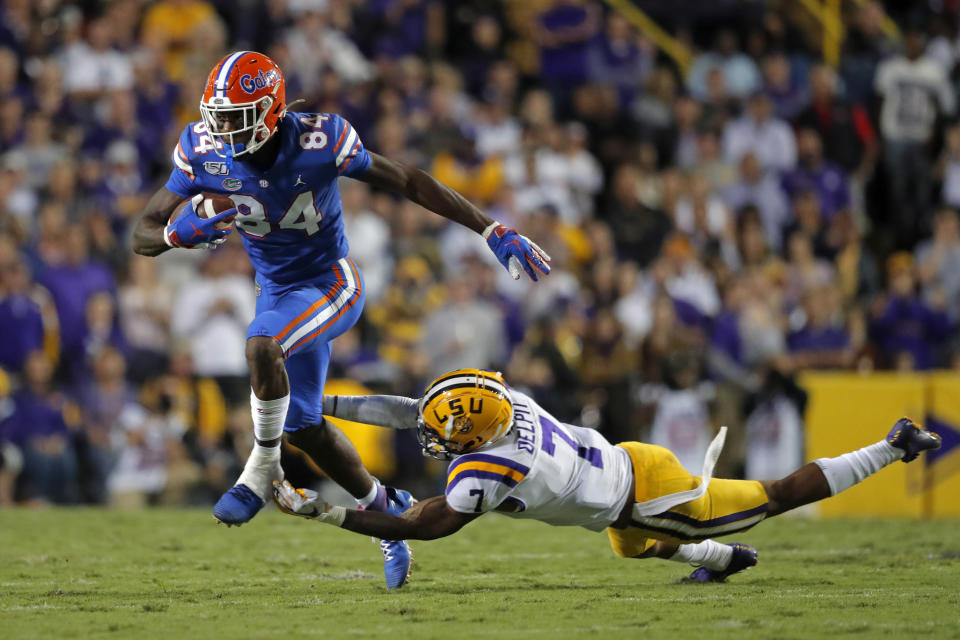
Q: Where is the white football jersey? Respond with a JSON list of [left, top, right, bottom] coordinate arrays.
[[444, 390, 633, 531]]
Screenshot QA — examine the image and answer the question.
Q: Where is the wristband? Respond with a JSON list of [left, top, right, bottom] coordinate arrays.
[[316, 505, 347, 527], [481, 221, 500, 240]]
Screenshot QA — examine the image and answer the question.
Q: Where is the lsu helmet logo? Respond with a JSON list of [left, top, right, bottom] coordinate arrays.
[[417, 369, 514, 460], [239, 69, 280, 94]]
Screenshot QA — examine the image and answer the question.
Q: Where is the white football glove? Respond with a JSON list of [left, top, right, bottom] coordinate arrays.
[[272, 480, 346, 526]]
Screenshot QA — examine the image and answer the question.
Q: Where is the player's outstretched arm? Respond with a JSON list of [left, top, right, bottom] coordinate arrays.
[[358, 152, 551, 281], [274, 480, 477, 540], [343, 495, 478, 541], [322, 394, 419, 430], [132, 187, 185, 256]]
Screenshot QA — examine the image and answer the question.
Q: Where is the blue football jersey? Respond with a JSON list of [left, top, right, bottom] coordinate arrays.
[[165, 112, 372, 284]]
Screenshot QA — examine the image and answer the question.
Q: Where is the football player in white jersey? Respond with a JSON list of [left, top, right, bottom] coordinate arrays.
[[273, 369, 941, 585]]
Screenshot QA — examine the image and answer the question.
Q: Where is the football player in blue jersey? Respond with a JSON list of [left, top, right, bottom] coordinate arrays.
[[131, 51, 551, 589]]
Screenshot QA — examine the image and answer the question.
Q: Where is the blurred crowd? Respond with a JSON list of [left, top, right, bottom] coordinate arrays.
[[2, 0, 960, 506]]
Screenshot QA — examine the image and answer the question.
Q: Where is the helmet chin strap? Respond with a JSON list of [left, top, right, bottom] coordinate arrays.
[[224, 142, 238, 171]]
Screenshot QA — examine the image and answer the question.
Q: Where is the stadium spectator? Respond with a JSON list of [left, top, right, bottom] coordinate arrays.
[[36, 228, 115, 384], [284, 2, 374, 94], [722, 92, 797, 171], [536, 0, 601, 106], [787, 285, 853, 369], [643, 348, 714, 474], [760, 52, 806, 122], [75, 346, 134, 503], [687, 29, 761, 101], [170, 245, 255, 406], [936, 123, 960, 210], [875, 26, 956, 246], [0, 351, 77, 504], [795, 64, 877, 179], [915, 207, 960, 320], [140, 0, 220, 82], [587, 13, 652, 108], [781, 128, 850, 221], [59, 16, 134, 99], [724, 153, 791, 251], [870, 253, 954, 370], [106, 398, 186, 508], [0, 250, 45, 374], [421, 272, 506, 380]]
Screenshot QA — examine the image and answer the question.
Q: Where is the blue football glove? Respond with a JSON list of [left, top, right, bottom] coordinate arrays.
[[483, 222, 552, 281], [164, 194, 237, 249]]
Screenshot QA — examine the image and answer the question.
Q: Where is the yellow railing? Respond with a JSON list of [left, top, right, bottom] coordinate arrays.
[[798, 0, 901, 67], [848, 0, 901, 41], [600, 0, 693, 74], [797, 0, 845, 66]]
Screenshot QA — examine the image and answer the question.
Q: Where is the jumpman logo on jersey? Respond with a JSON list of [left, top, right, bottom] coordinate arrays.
[[294, 174, 305, 186]]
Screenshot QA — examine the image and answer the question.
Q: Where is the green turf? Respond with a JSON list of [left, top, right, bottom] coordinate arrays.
[[1, 509, 958, 639]]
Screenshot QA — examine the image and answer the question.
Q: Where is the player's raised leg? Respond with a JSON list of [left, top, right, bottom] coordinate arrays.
[[213, 258, 363, 525], [216, 258, 412, 587], [762, 418, 941, 516]]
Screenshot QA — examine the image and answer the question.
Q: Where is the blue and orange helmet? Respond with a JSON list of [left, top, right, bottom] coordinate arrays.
[[200, 51, 286, 157]]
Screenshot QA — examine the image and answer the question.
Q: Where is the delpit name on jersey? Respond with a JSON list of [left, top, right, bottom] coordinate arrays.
[[512, 397, 536, 455]]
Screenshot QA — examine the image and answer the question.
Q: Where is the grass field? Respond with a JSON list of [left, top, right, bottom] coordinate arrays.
[[1, 508, 958, 639]]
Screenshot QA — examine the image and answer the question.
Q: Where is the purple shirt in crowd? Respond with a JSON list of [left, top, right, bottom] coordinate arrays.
[[710, 311, 744, 365], [781, 162, 851, 219], [0, 294, 44, 372], [539, 4, 596, 85], [787, 325, 850, 352], [870, 296, 953, 369], [0, 389, 68, 447], [36, 261, 115, 362]]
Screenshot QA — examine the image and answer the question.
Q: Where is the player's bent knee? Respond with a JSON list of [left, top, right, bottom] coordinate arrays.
[[246, 336, 284, 368], [285, 420, 328, 449]]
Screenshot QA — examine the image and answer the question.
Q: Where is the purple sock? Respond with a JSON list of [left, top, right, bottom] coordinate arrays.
[[360, 485, 388, 512]]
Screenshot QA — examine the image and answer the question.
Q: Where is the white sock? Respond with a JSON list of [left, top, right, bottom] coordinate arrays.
[[814, 440, 902, 496], [356, 480, 380, 508], [236, 443, 284, 500], [670, 540, 733, 570], [251, 390, 289, 443]]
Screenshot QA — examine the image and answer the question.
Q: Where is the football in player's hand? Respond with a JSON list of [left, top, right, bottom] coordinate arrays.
[[171, 193, 237, 230]]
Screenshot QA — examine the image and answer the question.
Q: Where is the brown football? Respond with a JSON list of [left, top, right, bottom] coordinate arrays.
[[170, 193, 236, 230]]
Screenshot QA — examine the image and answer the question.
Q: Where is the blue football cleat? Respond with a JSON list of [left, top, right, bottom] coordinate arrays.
[[687, 543, 758, 583], [213, 484, 265, 526], [380, 487, 415, 589], [886, 418, 941, 463]]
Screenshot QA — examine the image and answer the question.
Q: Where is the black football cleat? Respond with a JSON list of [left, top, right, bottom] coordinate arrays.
[[686, 543, 757, 583], [886, 418, 942, 463]]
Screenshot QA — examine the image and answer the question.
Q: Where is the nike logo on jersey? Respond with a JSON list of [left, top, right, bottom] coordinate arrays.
[[294, 174, 305, 186]]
